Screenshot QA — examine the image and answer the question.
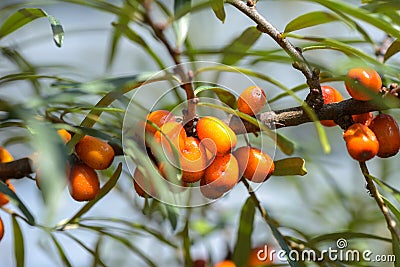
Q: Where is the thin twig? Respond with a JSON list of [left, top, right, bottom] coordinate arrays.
[[225, 0, 323, 109], [359, 162, 400, 243]]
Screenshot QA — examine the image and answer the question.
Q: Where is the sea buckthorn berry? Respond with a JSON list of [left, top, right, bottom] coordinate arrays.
[[200, 177, 224, 199], [68, 163, 100, 201], [369, 114, 400, 158], [0, 180, 15, 206], [158, 162, 188, 193], [204, 153, 239, 193], [57, 129, 71, 144], [153, 121, 186, 163], [214, 260, 236, 267], [145, 110, 174, 134], [345, 68, 382, 101], [352, 112, 373, 126], [196, 116, 237, 156], [320, 85, 344, 127], [0, 217, 4, 241], [0, 147, 13, 163], [233, 146, 274, 183], [343, 123, 379, 162], [75, 136, 115, 170], [133, 168, 155, 198], [248, 245, 273, 266], [238, 86, 266, 116], [180, 137, 207, 183]]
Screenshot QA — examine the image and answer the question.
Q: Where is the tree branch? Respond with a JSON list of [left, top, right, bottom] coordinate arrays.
[[359, 162, 400, 243], [225, 0, 323, 109]]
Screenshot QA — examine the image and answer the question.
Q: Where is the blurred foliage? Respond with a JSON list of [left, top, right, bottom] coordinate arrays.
[[0, 0, 399, 266]]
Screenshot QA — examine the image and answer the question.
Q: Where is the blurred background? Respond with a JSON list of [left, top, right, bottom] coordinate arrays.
[[0, 0, 399, 266]]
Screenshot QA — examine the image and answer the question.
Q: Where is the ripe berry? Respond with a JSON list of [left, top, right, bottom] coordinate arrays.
[[204, 153, 239, 193], [145, 110, 174, 134], [238, 86, 267, 116], [57, 129, 71, 144], [0, 180, 15, 206], [345, 68, 382, 101], [75, 136, 115, 170], [0, 147, 13, 163], [343, 123, 379, 161], [133, 167, 154, 198], [248, 246, 272, 266], [369, 114, 400, 158], [352, 112, 373, 126], [214, 260, 236, 267], [0, 217, 4, 241], [320, 85, 344, 127], [68, 163, 100, 201], [233, 146, 274, 183], [153, 121, 186, 156], [180, 136, 207, 183], [196, 116, 237, 156], [200, 177, 224, 199]]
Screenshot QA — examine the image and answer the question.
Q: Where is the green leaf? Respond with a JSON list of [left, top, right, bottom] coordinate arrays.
[[0, 182, 35, 225], [382, 196, 400, 225], [268, 221, 299, 267], [384, 39, 400, 62], [64, 163, 122, 225], [233, 197, 256, 267], [173, 0, 191, 48], [284, 11, 341, 34], [222, 26, 262, 65], [195, 86, 237, 108], [209, 0, 226, 23], [391, 232, 400, 267], [12, 216, 24, 267], [369, 175, 400, 204], [64, 233, 107, 267], [0, 8, 64, 47], [273, 157, 307, 176], [49, 234, 73, 267], [166, 205, 179, 231]]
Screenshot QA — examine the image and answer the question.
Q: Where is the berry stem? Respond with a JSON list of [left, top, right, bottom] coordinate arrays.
[[359, 162, 400, 244], [225, 0, 323, 109]]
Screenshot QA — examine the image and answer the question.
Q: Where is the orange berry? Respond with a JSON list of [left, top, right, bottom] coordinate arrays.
[[145, 110, 174, 134], [75, 136, 115, 170], [57, 129, 71, 144], [157, 162, 188, 193], [196, 116, 237, 156], [248, 246, 273, 266], [369, 114, 400, 158], [345, 68, 382, 101], [238, 86, 266, 116], [343, 123, 379, 162], [68, 163, 100, 201], [193, 259, 207, 267], [233, 146, 274, 183], [0, 147, 13, 163], [200, 177, 224, 199], [153, 121, 186, 159], [204, 153, 239, 193], [214, 260, 236, 267], [320, 85, 344, 127], [133, 168, 155, 198], [0, 180, 15, 206], [352, 112, 373, 126], [0, 217, 4, 241], [180, 137, 207, 183]]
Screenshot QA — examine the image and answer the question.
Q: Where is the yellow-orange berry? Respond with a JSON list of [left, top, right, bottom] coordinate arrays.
[[369, 114, 400, 158], [320, 86, 344, 127], [204, 153, 239, 193], [68, 163, 100, 201], [233, 146, 274, 183], [345, 68, 382, 101], [180, 137, 207, 183], [0, 180, 15, 207], [238, 86, 266, 116], [247, 245, 273, 266], [0, 217, 4, 241], [352, 112, 373, 126], [75, 136, 115, 170], [145, 110, 174, 134], [200, 177, 224, 199], [57, 129, 71, 144], [343, 123, 379, 162], [214, 260, 236, 267], [0, 147, 13, 163], [133, 168, 155, 198], [196, 116, 237, 156]]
